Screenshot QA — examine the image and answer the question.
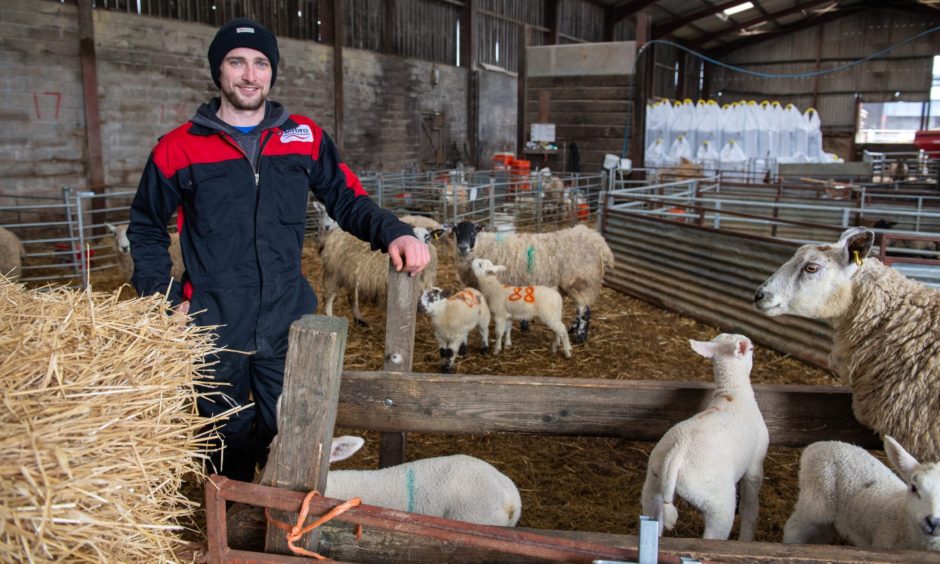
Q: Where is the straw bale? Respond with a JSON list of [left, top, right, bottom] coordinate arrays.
[[0, 276, 231, 562]]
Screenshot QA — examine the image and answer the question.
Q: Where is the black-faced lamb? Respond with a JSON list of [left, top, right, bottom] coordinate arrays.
[[754, 227, 940, 461], [105, 223, 183, 282], [262, 435, 522, 527], [0, 226, 25, 278], [321, 224, 438, 326], [640, 334, 768, 540], [783, 436, 940, 551], [471, 258, 571, 359], [418, 286, 490, 374], [452, 220, 613, 344]]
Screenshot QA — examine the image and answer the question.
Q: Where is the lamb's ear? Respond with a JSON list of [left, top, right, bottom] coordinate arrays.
[[689, 339, 716, 359], [885, 435, 920, 482], [105, 222, 116, 234], [330, 436, 366, 462], [493, 264, 508, 273], [839, 227, 873, 265]]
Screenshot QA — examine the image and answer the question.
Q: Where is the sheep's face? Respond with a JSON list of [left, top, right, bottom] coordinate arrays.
[[470, 258, 506, 279], [107, 223, 131, 254], [412, 226, 432, 245], [886, 436, 940, 539], [753, 228, 873, 320], [454, 221, 485, 257], [418, 287, 449, 314]]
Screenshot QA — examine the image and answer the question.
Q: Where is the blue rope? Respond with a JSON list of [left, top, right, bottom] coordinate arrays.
[[621, 25, 940, 157]]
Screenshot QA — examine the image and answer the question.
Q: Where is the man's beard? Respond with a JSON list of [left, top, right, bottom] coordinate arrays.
[[221, 83, 266, 111]]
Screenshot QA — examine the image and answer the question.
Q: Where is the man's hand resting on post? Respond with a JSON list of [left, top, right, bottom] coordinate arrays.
[[388, 234, 430, 277]]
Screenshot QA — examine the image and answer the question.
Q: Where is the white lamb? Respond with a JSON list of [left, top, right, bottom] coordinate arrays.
[[321, 224, 439, 326], [418, 286, 490, 373], [783, 436, 940, 551], [105, 222, 183, 282], [640, 334, 769, 540], [0, 226, 25, 278], [470, 257, 571, 358], [451, 220, 613, 344], [754, 227, 940, 461], [262, 435, 522, 527]]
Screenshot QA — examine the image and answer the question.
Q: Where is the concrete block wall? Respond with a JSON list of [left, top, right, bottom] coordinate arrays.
[[0, 0, 469, 199]]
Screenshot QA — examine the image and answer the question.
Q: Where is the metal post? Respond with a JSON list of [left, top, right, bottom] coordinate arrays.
[[637, 515, 659, 564], [62, 187, 80, 278], [76, 191, 95, 289], [535, 173, 543, 233], [377, 173, 384, 208], [489, 174, 496, 226]]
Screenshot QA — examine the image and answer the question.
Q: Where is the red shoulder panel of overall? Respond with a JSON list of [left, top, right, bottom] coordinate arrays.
[[152, 122, 242, 178], [263, 115, 325, 159]]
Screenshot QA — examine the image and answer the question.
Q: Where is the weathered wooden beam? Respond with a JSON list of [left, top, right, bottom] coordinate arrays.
[[378, 262, 419, 468], [227, 501, 937, 563], [77, 0, 106, 215], [335, 372, 880, 448], [544, 0, 560, 45], [383, 0, 397, 54], [516, 25, 530, 157], [262, 315, 349, 555], [332, 0, 345, 151]]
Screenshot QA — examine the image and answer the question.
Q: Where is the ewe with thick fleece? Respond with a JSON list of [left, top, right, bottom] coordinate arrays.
[[322, 224, 438, 325], [754, 227, 940, 461], [106, 223, 183, 282], [263, 435, 521, 526], [784, 436, 940, 551], [471, 258, 571, 358], [641, 334, 768, 540], [0, 226, 25, 277], [419, 286, 490, 373], [453, 221, 613, 344]]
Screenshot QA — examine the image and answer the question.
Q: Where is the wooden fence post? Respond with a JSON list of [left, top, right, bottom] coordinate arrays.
[[379, 262, 419, 468], [262, 314, 349, 555]]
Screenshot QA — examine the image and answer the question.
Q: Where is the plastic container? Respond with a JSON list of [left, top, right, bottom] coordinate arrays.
[[511, 159, 531, 190], [492, 152, 515, 171]]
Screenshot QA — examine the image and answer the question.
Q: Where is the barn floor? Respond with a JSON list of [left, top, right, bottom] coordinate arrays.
[[86, 237, 843, 543]]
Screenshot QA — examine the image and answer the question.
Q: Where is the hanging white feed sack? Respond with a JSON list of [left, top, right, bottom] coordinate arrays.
[[803, 107, 824, 162], [669, 134, 694, 163], [720, 138, 748, 171], [645, 137, 667, 167]]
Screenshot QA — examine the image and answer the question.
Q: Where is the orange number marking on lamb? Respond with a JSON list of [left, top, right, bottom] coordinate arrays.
[[507, 286, 536, 303], [452, 290, 481, 308]]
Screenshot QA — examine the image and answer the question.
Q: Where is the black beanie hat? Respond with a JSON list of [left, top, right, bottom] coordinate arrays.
[[208, 18, 279, 89]]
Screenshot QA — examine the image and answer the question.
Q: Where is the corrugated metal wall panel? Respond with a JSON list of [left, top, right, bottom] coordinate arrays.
[[601, 213, 833, 368]]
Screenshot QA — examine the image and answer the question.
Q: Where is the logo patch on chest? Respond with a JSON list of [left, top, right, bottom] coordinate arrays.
[[281, 124, 314, 144]]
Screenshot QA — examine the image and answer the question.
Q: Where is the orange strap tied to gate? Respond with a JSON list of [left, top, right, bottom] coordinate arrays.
[[265, 490, 363, 559]]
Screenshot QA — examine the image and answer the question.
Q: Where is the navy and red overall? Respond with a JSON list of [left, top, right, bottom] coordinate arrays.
[[129, 99, 413, 480]]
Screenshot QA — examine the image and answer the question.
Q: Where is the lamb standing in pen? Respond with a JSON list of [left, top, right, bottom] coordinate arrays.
[[0, 226, 25, 277], [418, 286, 490, 373], [105, 223, 184, 282], [640, 334, 768, 540], [321, 224, 439, 325], [783, 436, 940, 551], [754, 227, 940, 461], [452, 220, 613, 344], [471, 258, 571, 358], [262, 435, 522, 527]]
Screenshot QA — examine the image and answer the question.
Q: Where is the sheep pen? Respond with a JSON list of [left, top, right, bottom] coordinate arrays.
[[82, 231, 856, 546]]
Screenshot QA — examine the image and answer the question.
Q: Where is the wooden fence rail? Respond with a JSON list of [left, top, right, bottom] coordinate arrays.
[[337, 371, 879, 448]]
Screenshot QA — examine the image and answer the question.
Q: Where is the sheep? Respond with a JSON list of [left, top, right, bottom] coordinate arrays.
[[470, 257, 571, 359], [262, 435, 522, 527], [783, 436, 940, 551], [321, 224, 438, 326], [640, 334, 768, 541], [0, 226, 25, 278], [754, 227, 940, 461], [105, 223, 183, 282], [418, 286, 490, 373], [451, 220, 614, 344]]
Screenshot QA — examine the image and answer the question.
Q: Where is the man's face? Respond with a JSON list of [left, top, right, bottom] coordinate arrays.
[[218, 47, 272, 111]]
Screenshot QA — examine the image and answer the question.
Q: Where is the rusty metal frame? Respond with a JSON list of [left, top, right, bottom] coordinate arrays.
[[205, 475, 695, 563]]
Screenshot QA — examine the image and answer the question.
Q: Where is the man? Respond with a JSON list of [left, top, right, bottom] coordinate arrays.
[[128, 18, 429, 481]]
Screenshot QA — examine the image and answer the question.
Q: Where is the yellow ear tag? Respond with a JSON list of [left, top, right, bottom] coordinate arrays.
[[853, 250, 863, 267]]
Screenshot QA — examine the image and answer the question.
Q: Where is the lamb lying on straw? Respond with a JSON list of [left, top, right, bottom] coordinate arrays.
[[0, 275, 236, 562]]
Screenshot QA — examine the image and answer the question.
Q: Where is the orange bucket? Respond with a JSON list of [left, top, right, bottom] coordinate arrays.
[[511, 159, 531, 190], [492, 152, 515, 171], [577, 201, 589, 221]]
